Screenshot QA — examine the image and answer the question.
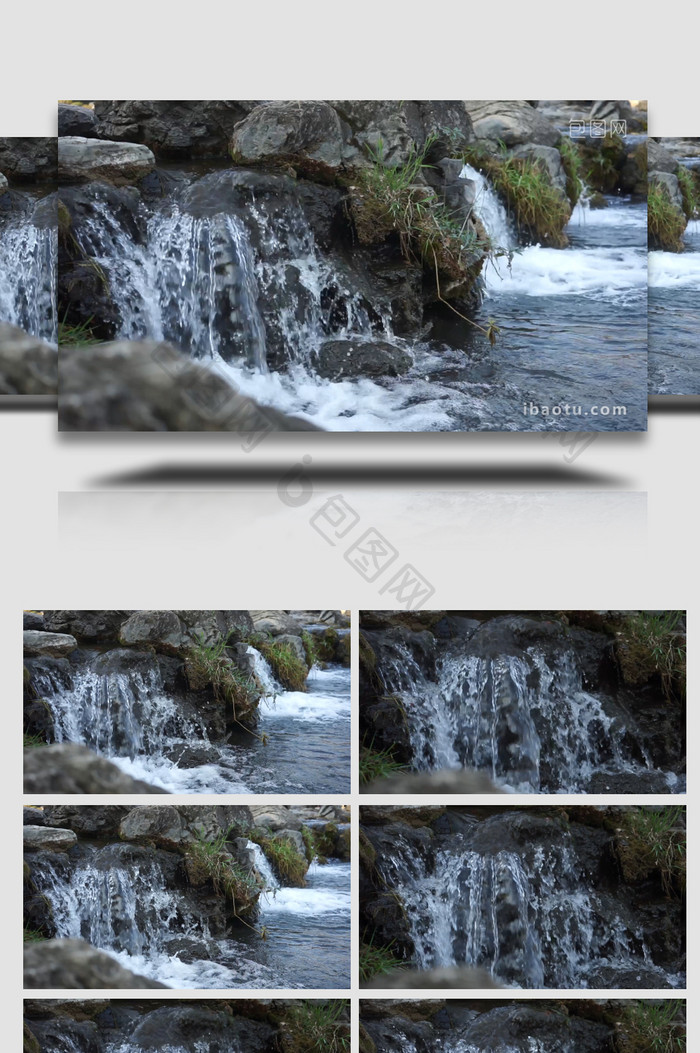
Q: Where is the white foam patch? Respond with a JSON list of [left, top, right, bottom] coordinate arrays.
[[484, 245, 647, 299], [568, 201, 647, 227], [111, 754, 250, 794], [261, 686, 352, 721], [649, 249, 700, 288]]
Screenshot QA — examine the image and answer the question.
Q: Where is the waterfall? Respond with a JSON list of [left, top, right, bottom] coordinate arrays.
[[0, 213, 57, 342], [34, 850, 206, 959], [376, 828, 679, 988], [459, 163, 515, 251], [379, 639, 656, 792], [248, 841, 280, 889], [74, 178, 392, 372], [246, 645, 280, 696], [40, 659, 210, 762]]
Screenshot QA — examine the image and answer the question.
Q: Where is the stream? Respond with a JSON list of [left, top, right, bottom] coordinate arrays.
[[0, 188, 57, 342], [32, 844, 351, 989], [33, 644, 351, 793], [649, 158, 700, 394], [67, 162, 645, 430]]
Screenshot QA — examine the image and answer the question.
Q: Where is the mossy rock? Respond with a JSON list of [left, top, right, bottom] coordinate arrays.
[[359, 828, 376, 872], [359, 1022, 377, 1053]]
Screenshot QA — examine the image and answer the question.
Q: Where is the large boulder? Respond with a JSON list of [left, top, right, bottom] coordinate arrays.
[[23, 939, 167, 988], [231, 101, 346, 177], [650, 170, 683, 212], [118, 610, 186, 655], [510, 143, 569, 199], [176, 609, 254, 647], [59, 341, 320, 431], [648, 139, 679, 174], [248, 805, 302, 831], [0, 325, 57, 396], [119, 806, 191, 850], [23, 826, 77, 852], [94, 100, 259, 159], [58, 137, 156, 185], [23, 612, 45, 631], [43, 805, 130, 836], [42, 610, 133, 641], [464, 101, 560, 148], [250, 611, 302, 636], [332, 100, 474, 166], [23, 631, 77, 658], [23, 744, 164, 794], [0, 172, 7, 192], [58, 104, 98, 139], [316, 338, 412, 380], [0, 137, 57, 183]]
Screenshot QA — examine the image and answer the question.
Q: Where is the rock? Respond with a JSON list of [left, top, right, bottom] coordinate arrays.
[[23, 612, 45, 631], [274, 634, 307, 666], [648, 139, 679, 174], [272, 829, 306, 856], [23, 826, 77, 852], [119, 806, 191, 850], [590, 100, 646, 132], [119, 610, 186, 655], [94, 100, 259, 159], [650, 170, 683, 212], [23, 630, 77, 658], [331, 100, 474, 167], [23, 807, 45, 826], [43, 609, 134, 641], [0, 172, 7, 191], [0, 137, 57, 183], [43, 805, 130, 836], [23, 745, 164, 794], [316, 339, 412, 379], [365, 965, 503, 989], [24, 939, 167, 988], [59, 341, 321, 431], [363, 769, 507, 794], [250, 611, 302, 636], [58, 137, 156, 185], [231, 101, 345, 177], [464, 101, 560, 148], [176, 609, 254, 647], [0, 324, 57, 396], [249, 805, 302, 831], [58, 104, 98, 138]]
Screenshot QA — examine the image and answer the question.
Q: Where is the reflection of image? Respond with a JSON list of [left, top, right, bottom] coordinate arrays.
[[0, 137, 57, 395], [57, 100, 648, 432], [648, 136, 700, 395]]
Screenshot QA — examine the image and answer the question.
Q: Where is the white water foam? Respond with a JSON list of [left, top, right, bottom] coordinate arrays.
[[0, 219, 57, 341], [649, 248, 700, 288]]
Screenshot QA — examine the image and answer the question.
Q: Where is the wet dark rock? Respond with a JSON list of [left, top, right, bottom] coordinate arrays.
[[94, 100, 260, 159], [23, 612, 45, 631], [231, 101, 346, 178], [24, 744, 164, 794], [43, 609, 134, 642], [0, 137, 57, 184], [25, 1017, 101, 1053], [23, 826, 77, 852], [316, 338, 412, 379], [24, 939, 168, 988], [43, 805, 131, 836], [58, 137, 156, 185], [23, 630, 77, 658], [464, 101, 560, 148], [59, 103, 98, 139], [0, 324, 57, 396]]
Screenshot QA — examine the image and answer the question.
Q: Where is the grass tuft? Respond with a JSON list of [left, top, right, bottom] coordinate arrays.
[[184, 828, 261, 916], [249, 829, 309, 887], [23, 926, 47, 944], [58, 316, 100, 348], [462, 141, 571, 247], [616, 807, 686, 896], [23, 732, 46, 749], [360, 932, 405, 983], [248, 632, 309, 691], [284, 1000, 350, 1053], [648, 182, 687, 252], [558, 136, 584, 206], [677, 166, 700, 221], [617, 611, 686, 700], [618, 999, 685, 1052], [185, 633, 260, 725], [360, 744, 407, 785]]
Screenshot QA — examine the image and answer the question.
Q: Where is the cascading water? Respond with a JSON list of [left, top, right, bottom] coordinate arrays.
[[376, 824, 683, 988], [0, 199, 57, 343], [377, 637, 676, 792], [32, 648, 351, 793], [32, 842, 351, 988]]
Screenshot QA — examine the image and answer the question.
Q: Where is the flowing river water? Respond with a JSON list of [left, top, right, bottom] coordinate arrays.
[[0, 188, 57, 342]]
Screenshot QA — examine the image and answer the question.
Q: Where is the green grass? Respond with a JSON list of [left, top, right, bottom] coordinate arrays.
[[301, 630, 319, 669], [23, 733, 46, 749], [648, 182, 687, 252], [249, 830, 309, 887], [184, 828, 261, 915], [620, 1000, 685, 1052], [677, 166, 700, 221], [618, 807, 686, 896], [248, 632, 309, 692], [285, 1000, 350, 1053], [360, 744, 407, 785], [58, 316, 100, 348], [618, 611, 686, 700], [351, 135, 493, 306], [558, 136, 584, 205], [23, 926, 47, 944], [185, 633, 260, 724], [462, 141, 571, 247], [360, 932, 405, 983]]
